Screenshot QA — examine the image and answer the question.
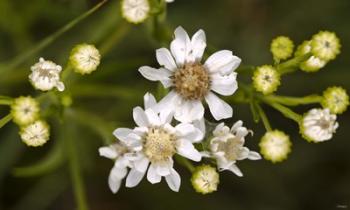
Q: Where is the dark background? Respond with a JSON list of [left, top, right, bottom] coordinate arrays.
[[0, 0, 349, 209]]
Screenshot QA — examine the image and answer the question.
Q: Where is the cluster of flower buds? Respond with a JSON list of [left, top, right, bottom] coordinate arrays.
[[6, 44, 101, 147], [249, 31, 347, 163]]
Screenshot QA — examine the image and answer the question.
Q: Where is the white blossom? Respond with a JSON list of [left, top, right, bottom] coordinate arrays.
[[112, 93, 203, 192], [29, 58, 65, 92], [139, 26, 241, 123], [204, 121, 261, 177], [300, 108, 338, 143]]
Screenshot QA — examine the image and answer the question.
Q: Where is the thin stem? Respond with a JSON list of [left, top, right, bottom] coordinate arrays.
[[264, 95, 323, 106], [276, 53, 312, 74], [2, 0, 108, 72], [256, 103, 272, 131], [175, 156, 195, 172], [268, 102, 302, 123], [65, 121, 89, 210], [0, 113, 13, 128], [0, 99, 13, 105]]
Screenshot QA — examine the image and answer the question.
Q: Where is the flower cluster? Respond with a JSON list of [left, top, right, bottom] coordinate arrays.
[[100, 26, 260, 194]]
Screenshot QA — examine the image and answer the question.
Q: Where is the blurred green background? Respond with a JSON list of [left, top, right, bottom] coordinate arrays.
[[0, 0, 349, 209]]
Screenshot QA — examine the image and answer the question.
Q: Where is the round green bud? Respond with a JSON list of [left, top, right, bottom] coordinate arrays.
[[11, 96, 40, 126], [295, 41, 327, 72], [259, 130, 291, 163], [191, 165, 219, 194], [20, 120, 50, 147], [252, 65, 281, 95], [69, 44, 101, 75], [322, 86, 349, 114], [270, 36, 294, 61], [311, 31, 341, 61]]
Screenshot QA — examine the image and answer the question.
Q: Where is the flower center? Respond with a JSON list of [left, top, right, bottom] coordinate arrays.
[[143, 127, 177, 163], [173, 63, 210, 100], [217, 136, 242, 161]]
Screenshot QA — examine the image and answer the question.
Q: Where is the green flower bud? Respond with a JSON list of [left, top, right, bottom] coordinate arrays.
[[322, 86, 349, 114], [311, 31, 341, 61], [252, 65, 281, 95], [69, 44, 101, 75], [295, 41, 327, 72], [20, 120, 50, 147], [191, 165, 219, 194], [11, 96, 40, 126], [259, 130, 291, 163], [270, 36, 294, 61]]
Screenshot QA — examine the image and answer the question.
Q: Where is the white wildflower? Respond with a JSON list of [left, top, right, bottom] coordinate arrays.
[[113, 92, 203, 192], [300, 108, 338, 143], [29, 58, 65, 92], [139, 26, 241, 122], [205, 121, 261, 177]]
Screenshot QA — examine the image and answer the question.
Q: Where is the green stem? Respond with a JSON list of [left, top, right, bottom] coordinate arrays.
[[0, 113, 13, 128], [98, 21, 131, 56], [264, 95, 323, 106], [256, 103, 272, 131], [2, 0, 108, 72], [175, 156, 195, 172], [0, 98, 13, 105], [65, 122, 89, 210], [267, 102, 302, 123], [276, 53, 312, 74]]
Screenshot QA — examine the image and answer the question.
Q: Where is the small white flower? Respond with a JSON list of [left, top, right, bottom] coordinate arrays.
[[121, 0, 150, 24], [99, 142, 138, 193], [113, 92, 203, 192], [300, 108, 338, 143], [259, 130, 291, 163], [295, 40, 326, 72], [139, 26, 241, 123], [205, 121, 261, 177], [69, 44, 101, 75], [166, 0, 174, 2], [11, 96, 40, 125], [20, 120, 50, 147], [29, 58, 65, 92]]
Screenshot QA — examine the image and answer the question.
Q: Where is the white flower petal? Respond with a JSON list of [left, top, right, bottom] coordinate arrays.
[[156, 48, 177, 71], [113, 128, 134, 142], [170, 26, 191, 66], [147, 164, 162, 184], [190, 29, 206, 62], [231, 120, 243, 133], [155, 160, 172, 176], [204, 50, 241, 74], [56, 81, 65, 92], [175, 123, 203, 143], [205, 92, 233, 121], [165, 169, 181, 192], [176, 139, 201, 161], [145, 109, 161, 126], [247, 151, 261, 160], [228, 164, 243, 177], [210, 72, 238, 96], [99, 146, 118, 159], [133, 107, 149, 127], [134, 157, 149, 172], [125, 168, 146, 188], [108, 166, 127, 193], [154, 90, 178, 114], [144, 92, 157, 110], [174, 100, 204, 123], [138, 66, 171, 84]]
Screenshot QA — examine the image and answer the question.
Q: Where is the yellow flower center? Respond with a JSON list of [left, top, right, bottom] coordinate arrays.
[[143, 127, 177, 163]]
